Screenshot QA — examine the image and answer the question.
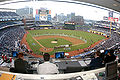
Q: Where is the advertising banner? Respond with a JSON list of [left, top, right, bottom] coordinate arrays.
[[35, 14, 39, 21], [109, 11, 113, 17]]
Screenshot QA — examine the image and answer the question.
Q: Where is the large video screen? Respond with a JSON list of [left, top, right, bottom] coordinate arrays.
[[55, 52, 64, 59]]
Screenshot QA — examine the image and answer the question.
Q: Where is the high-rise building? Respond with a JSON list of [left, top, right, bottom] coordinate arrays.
[[72, 16, 84, 25], [53, 12, 84, 25], [71, 13, 75, 17], [16, 7, 33, 18], [57, 13, 67, 23], [52, 14, 58, 23], [67, 14, 71, 22], [71, 13, 75, 19], [67, 12, 84, 25]]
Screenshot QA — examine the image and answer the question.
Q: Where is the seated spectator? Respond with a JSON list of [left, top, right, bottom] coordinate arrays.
[[2, 54, 4, 61], [100, 53, 105, 61], [37, 53, 59, 74], [12, 50, 18, 58], [104, 49, 116, 64], [14, 52, 28, 73], [89, 51, 103, 70]]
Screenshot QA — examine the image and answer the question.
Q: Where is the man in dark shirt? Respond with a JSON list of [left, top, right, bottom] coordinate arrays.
[[14, 52, 28, 73], [104, 50, 116, 64], [89, 51, 103, 70]]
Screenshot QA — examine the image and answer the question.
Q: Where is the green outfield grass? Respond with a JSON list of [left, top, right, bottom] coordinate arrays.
[[26, 33, 41, 54], [26, 29, 106, 55]]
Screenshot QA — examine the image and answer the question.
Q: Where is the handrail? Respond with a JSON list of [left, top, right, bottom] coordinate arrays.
[[0, 67, 105, 79]]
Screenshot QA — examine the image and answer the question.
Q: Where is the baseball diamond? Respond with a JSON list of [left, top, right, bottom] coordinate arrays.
[[21, 29, 106, 57]]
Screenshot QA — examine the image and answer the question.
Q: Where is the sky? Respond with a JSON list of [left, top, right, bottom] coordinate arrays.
[[0, 0, 119, 21]]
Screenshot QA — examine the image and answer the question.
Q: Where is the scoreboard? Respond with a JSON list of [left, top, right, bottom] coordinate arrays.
[[35, 9, 51, 21]]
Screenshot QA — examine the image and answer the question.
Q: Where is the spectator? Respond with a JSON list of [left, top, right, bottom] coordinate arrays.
[[37, 53, 59, 74], [89, 51, 103, 70], [12, 50, 18, 58], [104, 50, 116, 64], [14, 52, 28, 73], [2, 54, 4, 61]]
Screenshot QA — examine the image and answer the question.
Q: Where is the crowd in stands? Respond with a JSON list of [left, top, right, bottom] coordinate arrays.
[[91, 27, 110, 35], [94, 21, 118, 28], [0, 26, 25, 57], [76, 26, 90, 31], [95, 21, 117, 25], [93, 31, 120, 50]]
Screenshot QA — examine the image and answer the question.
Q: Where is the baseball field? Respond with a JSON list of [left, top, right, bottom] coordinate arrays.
[[25, 29, 106, 55]]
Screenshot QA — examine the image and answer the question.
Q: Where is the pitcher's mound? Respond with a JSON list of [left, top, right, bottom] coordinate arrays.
[[40, 48, 54, 52]]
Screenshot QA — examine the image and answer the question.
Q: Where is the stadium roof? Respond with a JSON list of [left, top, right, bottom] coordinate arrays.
[[0, 0, 120, 13], [74, 0, 120, 12], [0, 0, 9, 2]]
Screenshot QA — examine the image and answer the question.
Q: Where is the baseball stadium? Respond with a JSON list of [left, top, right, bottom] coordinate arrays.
[[0, 0, 120, 80]]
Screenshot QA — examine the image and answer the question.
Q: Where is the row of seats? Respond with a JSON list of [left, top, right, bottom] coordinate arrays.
[[0, 12, 19, 17], [0, 22, 17, 28]]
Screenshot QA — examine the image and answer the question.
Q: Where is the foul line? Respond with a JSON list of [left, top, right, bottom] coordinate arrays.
[[29, 33, 46, 48], [32, 37, 45, 48]]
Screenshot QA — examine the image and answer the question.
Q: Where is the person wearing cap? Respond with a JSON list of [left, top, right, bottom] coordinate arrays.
[[14, 52, 28, 73], [37, 53, 59, 74]]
